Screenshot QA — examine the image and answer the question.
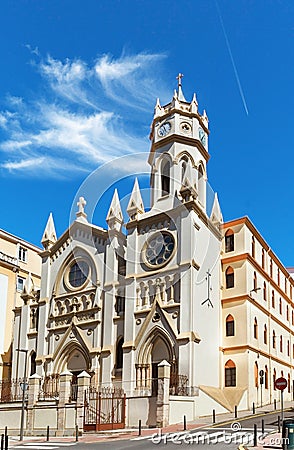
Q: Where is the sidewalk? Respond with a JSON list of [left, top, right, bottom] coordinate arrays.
[[7, 401, 294, 446]]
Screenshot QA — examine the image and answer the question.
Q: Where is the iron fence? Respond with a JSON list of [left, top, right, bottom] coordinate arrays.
[[0, 378, 28, 402], [38, 374, 60, 400]]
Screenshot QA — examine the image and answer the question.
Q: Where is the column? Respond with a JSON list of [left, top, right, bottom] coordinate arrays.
[[156, 360, 171, 428], [56, 370, 73, 436], [76, 371, 91, 431], [27, 374, 41, 435]]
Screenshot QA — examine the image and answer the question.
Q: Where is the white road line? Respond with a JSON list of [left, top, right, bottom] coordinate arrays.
[[15, 446, 59, 450]]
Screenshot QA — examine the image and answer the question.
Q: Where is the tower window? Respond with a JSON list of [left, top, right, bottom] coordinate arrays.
[[273, 330, 276, 349], [273, 369, 276, 390], [226, 315, 235, 337], [264, 325, 267, 344], [161, 160, 170, 196], [18, 246, 27, 263], [280, 335, 283, 353], [254, 318, 258, 339], [251, 237, 255, 258], [262, 249, 265, 269], [225, 230, 234, 253], [279, 298, 282, 315], [225, 267, 234, 289], [263, 282, 267, 301], [272, 290, 275, 308], [225, 360, 236, 387], [116, 337, 124, 371]]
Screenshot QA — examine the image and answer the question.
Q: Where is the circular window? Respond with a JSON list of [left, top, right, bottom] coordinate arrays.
[[143, 231, 175, 268], [68, 261, 89, 288]]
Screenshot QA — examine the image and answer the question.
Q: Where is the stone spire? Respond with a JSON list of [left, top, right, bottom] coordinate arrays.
[[210, 193, 223, 227], [176, 73, 186, 101], [21, 272, 34, 301], [106, 189, 123, 231], [76, 196, 88, 223], [190, 93, 198, 113], [127, 178, 145, 221], [41, 213, 57, 250]]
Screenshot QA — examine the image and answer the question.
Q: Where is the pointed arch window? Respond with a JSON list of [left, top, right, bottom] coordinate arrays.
[[30, 351, 37, 376], [287, 305, 289, 321], [116, 337, 124, 372], [161, 159, 171, 196], [280, 335, 283, 353], [226, 267, 234, 289], [279, 298, 282, 315], [254, 318, 258, 339], [225, 229, 234, 253], [273, 330, 276, 349], [180, 156, 188, 183], [272, 290, 275, 308], [262, 249, 265, 269], [198, 164, 205, 205], [287, 340, 290, 357], [273, 368, 277, 390], [226, 314, 235, 337], [270, 259, 273, 277], [225, 360, 236, 387], [263, 282, 267, 301], [264, 325, 267, 345], [277, 268, 280, 286], [265, 366, 268, 389], [254, 362, 258, 387], [252, 237, 255, 258], [253, 272, 258, 292]]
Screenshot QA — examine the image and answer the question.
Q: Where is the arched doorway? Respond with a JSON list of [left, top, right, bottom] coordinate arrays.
[[151, 336, 172, 395]]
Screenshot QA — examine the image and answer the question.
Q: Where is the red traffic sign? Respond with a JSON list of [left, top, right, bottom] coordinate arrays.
[[275, 377, 287, 391]]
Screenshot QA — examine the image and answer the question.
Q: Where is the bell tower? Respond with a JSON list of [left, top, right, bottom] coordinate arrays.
[[148, 74, 210, 211]]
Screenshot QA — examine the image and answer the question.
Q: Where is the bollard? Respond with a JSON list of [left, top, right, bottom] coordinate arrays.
[[4, 429, 6, 439], [262, 419, 265, 434], [4, 435, 7, 450], [46, 426, 50, 442], [253, 402, 255, 414], [212, 409, 216, 424], [274, 399, 277, 410], [138, 419, 142, 436], [75, 425, 79, 442], [1, 434, 3, 450], [183, 415, 187, 431], [278, 415, 280, 433], [254, 424, 257, 447], [234, 405, 237, 419]]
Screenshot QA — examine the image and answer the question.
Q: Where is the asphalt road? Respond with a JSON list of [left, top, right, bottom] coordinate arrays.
[[12, 409, 294, 450]]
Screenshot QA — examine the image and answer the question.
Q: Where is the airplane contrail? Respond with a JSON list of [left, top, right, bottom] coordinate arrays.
[[215, 0, 249, 116]]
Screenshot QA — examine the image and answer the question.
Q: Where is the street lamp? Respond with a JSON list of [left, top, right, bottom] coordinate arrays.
[[16, 349, 28, 441]]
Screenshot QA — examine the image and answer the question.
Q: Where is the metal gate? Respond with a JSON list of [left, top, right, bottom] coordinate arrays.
[[84, 386, 126, 431]]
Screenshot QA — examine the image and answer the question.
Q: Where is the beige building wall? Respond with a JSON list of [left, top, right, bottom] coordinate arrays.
[[221, 217, 294, 409], [0, 229, 41, 379]]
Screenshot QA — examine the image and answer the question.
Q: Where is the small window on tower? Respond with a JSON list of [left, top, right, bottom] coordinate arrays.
[[225, 230, 234, 253]]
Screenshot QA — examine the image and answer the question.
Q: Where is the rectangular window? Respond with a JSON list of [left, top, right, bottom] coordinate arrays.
[[18, 246, 27, 263], [225, 235, 234, 253], [225, 368, 236, 387], [226, 321, 235, 337], [16, 276, 25, 292]]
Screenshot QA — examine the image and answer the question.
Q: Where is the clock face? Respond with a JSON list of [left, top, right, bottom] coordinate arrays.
[[199, 127, 206, 146], [158, 122, 171, 137], [143, 231, 175, 268]]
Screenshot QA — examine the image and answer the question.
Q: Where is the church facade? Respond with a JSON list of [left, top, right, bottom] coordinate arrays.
[[11, 78, 294, 422]]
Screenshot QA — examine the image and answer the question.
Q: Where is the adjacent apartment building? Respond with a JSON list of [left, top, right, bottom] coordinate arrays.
[[0, 229, 41, 379]]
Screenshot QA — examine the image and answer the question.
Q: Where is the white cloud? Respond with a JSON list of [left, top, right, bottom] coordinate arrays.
[[0, 51, 168, 176]]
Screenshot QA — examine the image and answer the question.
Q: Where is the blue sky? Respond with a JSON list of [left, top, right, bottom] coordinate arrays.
[[0, 1, 294, 266]]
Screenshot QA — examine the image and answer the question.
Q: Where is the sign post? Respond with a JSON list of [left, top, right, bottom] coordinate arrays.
[[275, 377, 287, 423]]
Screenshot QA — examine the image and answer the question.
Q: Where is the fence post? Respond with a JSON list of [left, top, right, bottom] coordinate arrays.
[[46, 426, 50, 441], [138, 419, 142, 436], [234, 405, 237, 419], [183, 415, 187, 431], [212, 409, 216, 424], [253, 424, 257, 447]]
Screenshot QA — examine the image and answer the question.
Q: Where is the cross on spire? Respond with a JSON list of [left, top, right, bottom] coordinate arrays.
[[176, 73, 184, 88], [76, 196, 88, 222]]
